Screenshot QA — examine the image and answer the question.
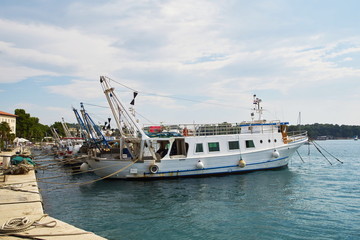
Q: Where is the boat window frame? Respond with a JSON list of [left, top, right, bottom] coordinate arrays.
[[245, 140, 255, 148], [195, 143, 204, 153], [228, 141, 240, 150], [208, 142, 220, 152]]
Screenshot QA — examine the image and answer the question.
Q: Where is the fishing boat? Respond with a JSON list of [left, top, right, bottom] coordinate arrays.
[[84, 76, 308, 179]]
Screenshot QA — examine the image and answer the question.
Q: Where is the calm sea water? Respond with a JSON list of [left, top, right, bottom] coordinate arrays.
[[36, 140, 360, 240]]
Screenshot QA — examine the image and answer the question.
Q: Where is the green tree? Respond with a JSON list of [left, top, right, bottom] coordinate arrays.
[[14, 109, 52, 141], [15, 109, 31, 137], [0, 122, 12, 150]]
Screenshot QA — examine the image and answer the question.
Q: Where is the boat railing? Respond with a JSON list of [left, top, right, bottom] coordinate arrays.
[[287, 131, 308, 142], [143, 123, 242, 136], [143, 124, 309, 138], [143, 120, 290, 137], [193, 123, 242, 136]]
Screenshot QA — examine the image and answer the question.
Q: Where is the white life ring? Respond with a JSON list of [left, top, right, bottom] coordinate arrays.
[[149, 164, 159, 174]]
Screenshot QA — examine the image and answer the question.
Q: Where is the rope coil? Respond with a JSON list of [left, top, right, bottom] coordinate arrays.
[[0, 215, 56, 233], [0, 217, 32, 233]]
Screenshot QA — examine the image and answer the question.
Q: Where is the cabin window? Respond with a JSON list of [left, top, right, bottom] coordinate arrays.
[[260, 140, 263, 144], [195, 143, 204, 153], [170, 138, 188, 157], [245, 140, 255, 148], [208, 142, 220, 152], [156, 140, 170, 159], [228, 141, 239, 150]]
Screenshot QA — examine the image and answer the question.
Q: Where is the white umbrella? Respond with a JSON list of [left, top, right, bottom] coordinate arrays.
[[13, 137, 30, 144]]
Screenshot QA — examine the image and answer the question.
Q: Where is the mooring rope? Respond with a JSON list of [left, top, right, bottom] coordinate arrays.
[[39, 159, 139, 191], [1, 164, 32, 175], [0, 215, 56, 233], [0, 184, 40, 194], [32, 153, 52, 159], [312, 141, 343, 164], [312, 141, 333, 165], [2, 231, 93, 239], [36, 158, 136, 180], [296, 150, 305, 163], [34, 155, 87, 171]]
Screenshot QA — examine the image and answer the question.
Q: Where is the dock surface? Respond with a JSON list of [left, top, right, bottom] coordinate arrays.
[[0, 151, 107, 240]]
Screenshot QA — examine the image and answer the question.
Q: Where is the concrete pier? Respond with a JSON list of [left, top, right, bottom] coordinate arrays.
[[0, 150, 107, 240]]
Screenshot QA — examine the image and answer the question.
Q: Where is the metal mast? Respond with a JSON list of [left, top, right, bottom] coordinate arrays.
[[61, 118, 73, 138], [99, 76, 148, 139], [99, 76, 158, 161], [73, 107, 89, 140]]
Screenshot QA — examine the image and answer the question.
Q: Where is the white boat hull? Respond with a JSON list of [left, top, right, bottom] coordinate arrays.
[[86, 140, 305, 179], [86, 79, 309, 180]]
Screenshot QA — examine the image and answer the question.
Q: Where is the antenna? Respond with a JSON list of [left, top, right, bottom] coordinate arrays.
[[252, 94, 263, 120]]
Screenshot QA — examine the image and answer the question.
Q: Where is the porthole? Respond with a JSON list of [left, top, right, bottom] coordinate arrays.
[[260, 140, 263, 143], [268, 139, 271, 143], [274, 139, 277, 143]]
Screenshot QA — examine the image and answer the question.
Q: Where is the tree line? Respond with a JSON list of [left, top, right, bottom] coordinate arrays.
[[288, 123, 360, 139], [15, 109, 68, 141], [0, 109, 68, 149]]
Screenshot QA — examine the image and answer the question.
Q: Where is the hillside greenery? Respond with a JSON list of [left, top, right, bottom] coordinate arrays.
[[288, 123, 360, 139]]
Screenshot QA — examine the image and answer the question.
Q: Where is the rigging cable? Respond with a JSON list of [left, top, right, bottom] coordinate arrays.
[[105, 76, 250, 110], [81, 102, 109, 109]]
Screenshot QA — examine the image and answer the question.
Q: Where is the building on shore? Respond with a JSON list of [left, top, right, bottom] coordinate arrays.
[[0, 111, 17, 134]]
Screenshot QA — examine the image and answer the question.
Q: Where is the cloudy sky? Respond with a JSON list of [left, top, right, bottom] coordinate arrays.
[[1, 0, 360, 126]]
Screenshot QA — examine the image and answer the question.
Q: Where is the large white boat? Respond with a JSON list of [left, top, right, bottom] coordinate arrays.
[[85, 76, 308, 179]]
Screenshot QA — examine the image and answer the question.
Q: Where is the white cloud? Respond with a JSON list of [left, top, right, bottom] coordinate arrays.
[[11, 102, 83, 125], [45, 106, 77, 121], [343, 57, 353, 62], [0, 63, 52, 83], [2, 1, 360, 125], [0, 18, 130, 82], [45, 79, 103, 100]]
